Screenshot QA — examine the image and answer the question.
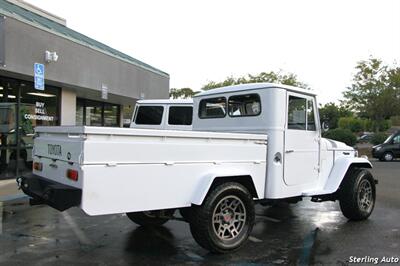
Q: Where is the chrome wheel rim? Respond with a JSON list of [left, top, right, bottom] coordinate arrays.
[[357, 179, 373, 213], [212, 195, 246, 241], [384, 153, 393, 161]]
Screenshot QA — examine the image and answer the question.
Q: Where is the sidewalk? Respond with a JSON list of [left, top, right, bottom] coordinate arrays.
[[0, 179, 26, 202]]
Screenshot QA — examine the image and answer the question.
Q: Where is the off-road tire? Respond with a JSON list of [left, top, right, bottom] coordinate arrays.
[[126, 209, 175, 226], [189, 182, 255, 253], [339, 168, 376, 221]]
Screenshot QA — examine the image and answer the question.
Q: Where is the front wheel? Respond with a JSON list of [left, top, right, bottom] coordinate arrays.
[[381, 152, 394, 162], [189, 182, 255, 253], [339, 168, 376, 221], [126, 209, 175, 226]]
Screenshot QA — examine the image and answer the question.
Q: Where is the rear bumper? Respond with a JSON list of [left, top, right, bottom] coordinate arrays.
[[18, 174, 81, 212]]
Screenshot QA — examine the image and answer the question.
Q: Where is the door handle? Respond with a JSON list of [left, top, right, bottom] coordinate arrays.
[[285, 150, 294, 153]]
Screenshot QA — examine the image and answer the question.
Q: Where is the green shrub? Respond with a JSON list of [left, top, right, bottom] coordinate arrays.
[[323, 128, 357, 146], [371, 132, 388, 145], [365, 119, 392, 132], [390, 116, 400, 126]]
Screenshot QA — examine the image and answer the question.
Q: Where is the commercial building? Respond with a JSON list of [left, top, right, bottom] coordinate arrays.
[[0, 0, 170, 179]]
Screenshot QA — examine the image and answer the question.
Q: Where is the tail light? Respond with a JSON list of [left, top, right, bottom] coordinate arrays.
[[33, 162, 43, 171], [66, 169, 79, 181]]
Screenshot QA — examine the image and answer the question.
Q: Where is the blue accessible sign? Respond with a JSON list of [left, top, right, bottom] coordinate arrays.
[[34, 63, 45, 90]]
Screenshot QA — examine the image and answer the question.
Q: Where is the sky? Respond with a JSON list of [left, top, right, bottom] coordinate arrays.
[[25, 0, 400, 104]]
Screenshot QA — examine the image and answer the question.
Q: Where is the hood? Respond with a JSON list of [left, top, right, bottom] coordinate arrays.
[[372, 144, 382, 149], [321, 138, 354, 151]]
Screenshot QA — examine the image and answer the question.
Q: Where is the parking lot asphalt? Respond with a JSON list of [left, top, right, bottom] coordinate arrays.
[[0, 161, 399, 266]]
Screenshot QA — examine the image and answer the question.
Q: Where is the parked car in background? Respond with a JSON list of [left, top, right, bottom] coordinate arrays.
[[357, 133, 374, 143], [372, 130, 400, 161]]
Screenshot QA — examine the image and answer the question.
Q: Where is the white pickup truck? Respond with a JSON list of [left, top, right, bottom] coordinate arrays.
[[19, 83, 377, 253]]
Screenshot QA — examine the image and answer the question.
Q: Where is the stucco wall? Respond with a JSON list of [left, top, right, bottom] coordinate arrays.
[[0, 16, 169, 104]]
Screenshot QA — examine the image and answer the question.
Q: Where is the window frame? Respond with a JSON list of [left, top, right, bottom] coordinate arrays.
[[228, 93, 262, 118], [287, 93, 318, 132], [76, 98, 121, 127], [198, 97, 227, 119]]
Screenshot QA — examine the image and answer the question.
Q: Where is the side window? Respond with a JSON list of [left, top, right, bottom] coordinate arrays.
[[199, 97, 226, 119], [228, 94, 261, 117], [307, 99, 316, 131], [168, 106, 193, 125], [393, 135, 400, 144], [135, 106, 164, 125], [288, 96, 306, 130]]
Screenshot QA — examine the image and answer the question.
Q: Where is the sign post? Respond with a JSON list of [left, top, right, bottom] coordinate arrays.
[[34, 63, 45, 90]]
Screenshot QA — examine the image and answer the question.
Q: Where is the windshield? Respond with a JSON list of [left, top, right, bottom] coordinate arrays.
[[384, 134, 394, 144]]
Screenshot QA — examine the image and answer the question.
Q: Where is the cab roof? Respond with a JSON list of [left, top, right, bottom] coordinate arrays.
[[194, 83, 316, 98], [137, 99, 193, 105]]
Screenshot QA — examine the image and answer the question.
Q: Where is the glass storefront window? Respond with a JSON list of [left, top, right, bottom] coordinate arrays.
[[76, 98, 120, 127], [0, 77, 60, 180]]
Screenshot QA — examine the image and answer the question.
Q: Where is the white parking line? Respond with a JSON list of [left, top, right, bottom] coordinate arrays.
[[248, 236, 263, 243], [61, 211, 91, 245]]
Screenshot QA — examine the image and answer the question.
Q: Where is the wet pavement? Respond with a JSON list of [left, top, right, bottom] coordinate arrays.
[[0, 161, 399, 266]]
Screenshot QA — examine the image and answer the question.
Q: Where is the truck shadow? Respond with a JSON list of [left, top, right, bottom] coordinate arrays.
[[125, 225, 178, 256]]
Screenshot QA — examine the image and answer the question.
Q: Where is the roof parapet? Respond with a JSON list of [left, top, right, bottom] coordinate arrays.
[[6, 0, 66, 25]]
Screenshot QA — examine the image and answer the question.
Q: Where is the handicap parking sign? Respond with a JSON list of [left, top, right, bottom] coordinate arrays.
[[34, 63, 45, 90]]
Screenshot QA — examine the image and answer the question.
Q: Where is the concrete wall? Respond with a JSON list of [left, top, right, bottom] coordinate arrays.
[[60, 88, 76, 126], [0, 16, 169, 106]]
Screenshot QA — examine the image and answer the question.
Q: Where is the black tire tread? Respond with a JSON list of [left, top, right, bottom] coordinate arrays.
[[339, 168, 376, 221], [189, 182, 255, 253]]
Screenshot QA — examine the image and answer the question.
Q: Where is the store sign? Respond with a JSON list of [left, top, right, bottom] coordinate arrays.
[[24, 101, 54, 121], [34, 63, 45, 90], [101, 84, 108, 100]]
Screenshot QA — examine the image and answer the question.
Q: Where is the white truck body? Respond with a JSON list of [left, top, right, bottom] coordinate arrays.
[[21, 83, 376, 253], [130, 99, 193, 130], [33, 126, 266, 215]]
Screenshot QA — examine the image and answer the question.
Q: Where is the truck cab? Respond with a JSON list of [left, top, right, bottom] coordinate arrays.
[[130, 99, 193, 130], [193, 83, 364, 199]]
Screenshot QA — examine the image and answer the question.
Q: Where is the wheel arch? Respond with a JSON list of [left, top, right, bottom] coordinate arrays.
[[323, 157, 373, 194], [191, 174, 259, 206]]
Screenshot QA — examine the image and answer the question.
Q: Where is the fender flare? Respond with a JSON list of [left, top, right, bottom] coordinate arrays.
[[323, 157, 372, 194], [191, 169, 259, 206]]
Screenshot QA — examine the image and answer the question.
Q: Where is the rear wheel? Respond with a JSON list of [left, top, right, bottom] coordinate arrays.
[[189, 182, 255, 253], [339, 168, 376, 221], [126, 209, 175, 226]]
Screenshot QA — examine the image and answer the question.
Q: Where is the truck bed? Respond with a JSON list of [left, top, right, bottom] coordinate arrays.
[[32, 126, 268, 215]]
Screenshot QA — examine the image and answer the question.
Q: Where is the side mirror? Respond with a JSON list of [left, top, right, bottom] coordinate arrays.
[[321, 121, 329, 133]]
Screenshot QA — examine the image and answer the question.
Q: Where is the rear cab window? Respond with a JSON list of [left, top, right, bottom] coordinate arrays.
[[168, 106, 193, 125], [134, 106, 164, 125], [228, 94, 261, 117], [199, 97, 226, 119]]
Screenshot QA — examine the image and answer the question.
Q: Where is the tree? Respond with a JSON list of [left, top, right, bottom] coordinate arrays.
[[201, 71, 308, 90], [319, 102, 353, 129], [342, 58, 400, 123], [169, 88, 198, 99]]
